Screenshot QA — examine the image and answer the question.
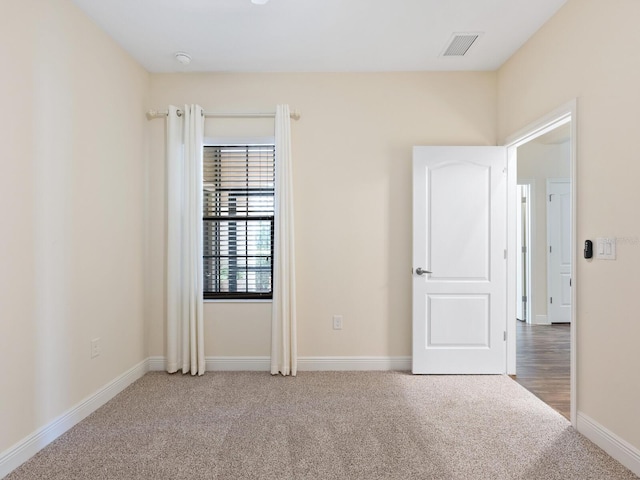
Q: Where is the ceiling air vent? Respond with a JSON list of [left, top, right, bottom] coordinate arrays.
[[441, 33, 482, 57]]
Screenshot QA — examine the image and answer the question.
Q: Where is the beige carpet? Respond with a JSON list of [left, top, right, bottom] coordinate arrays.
[[6, 371, 637, 479]]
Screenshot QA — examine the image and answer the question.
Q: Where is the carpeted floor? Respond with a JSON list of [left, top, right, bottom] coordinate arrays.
[[5, 371, 638, 479]]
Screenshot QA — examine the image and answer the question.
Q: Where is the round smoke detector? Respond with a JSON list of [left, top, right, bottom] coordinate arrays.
[[175, 52, 192, 65]]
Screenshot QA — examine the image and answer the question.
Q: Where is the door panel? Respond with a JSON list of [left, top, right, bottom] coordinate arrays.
[[430, 163, 490, 280], [547, 180, 571, 323], [428, 294, 489, 346], [413, 146, 507, 374]]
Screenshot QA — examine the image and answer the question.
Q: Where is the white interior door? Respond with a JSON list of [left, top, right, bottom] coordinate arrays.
[[412, 146, 507, 374], [547, 179, 571, 323]]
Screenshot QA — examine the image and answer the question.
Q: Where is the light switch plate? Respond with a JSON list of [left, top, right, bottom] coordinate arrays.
[[595, 237, 616, 260]]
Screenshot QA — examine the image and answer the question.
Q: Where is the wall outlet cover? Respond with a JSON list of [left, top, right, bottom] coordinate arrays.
[[595, 237, 616, 260]]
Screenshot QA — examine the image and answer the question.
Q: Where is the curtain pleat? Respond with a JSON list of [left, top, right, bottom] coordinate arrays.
[[166, 105, 205, 376], [271, 104, 297, 376]]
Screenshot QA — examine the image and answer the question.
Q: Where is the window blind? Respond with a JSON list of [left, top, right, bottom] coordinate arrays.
[[203, 145, 275, 299]]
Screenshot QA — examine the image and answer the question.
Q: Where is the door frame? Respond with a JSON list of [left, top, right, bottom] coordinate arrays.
[[504, 99, 577, 426]]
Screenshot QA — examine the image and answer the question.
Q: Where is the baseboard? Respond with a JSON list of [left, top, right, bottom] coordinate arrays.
[[147, 356, 167, 371], [534, 314, 550, 325], [577, 412, 640, 476], [148, 356, 412, 372], [0, 358, 149, 479], [207, 357, 271, 371], [148, 356, 272, 372], [298, 356, 411, 371]]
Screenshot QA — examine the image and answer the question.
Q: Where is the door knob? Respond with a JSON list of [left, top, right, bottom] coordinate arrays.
[[415, 267, 432, 276]]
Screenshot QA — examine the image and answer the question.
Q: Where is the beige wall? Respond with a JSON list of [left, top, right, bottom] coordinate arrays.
[[499, 0, 640, 450], [0, 0, 149, 454], [517, 140, 570, 322], [147, 72, 498, 359]]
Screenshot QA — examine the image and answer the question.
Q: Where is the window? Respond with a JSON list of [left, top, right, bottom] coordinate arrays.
[[203, 144, 275, 299]]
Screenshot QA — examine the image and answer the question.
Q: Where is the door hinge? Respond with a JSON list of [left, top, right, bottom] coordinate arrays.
[[570, 278, 572, 287], [549, 245, 552, 253], [522, 295, 527, 302], [522, 246, 527, 253], [549, 194, 553, 202], [550, 297, 553, 304], [503, 331, 507, 341], [521, 197, 526, 204]]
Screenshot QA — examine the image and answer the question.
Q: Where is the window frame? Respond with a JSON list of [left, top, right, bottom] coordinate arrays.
[[202, 137, 276, 302]]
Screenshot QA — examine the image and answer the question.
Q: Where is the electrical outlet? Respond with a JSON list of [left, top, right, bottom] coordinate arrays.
[[332, 315, 343, 330], [91, 338, 101, 358]]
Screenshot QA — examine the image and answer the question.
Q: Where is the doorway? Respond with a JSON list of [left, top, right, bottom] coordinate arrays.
[[517, 125, 571, 325], [505, 101, 577, 425]]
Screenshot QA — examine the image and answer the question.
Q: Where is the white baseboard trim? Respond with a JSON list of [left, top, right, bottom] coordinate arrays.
[[148, 356, 412, 373], [148, 356, 272, 372], [298, 356, 411, 371], [147, 356, 167, 371], [577, 412, 640, 476], [208, 357, 271, 371], [0, 359, 149, 479], [534, 314, 550, 325]]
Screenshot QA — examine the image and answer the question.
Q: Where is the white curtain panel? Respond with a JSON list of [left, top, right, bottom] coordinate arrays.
[[271, 104, 298, 376], [166, 105, 205, 376]]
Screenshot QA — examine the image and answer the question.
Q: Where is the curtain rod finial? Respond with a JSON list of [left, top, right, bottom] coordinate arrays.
[[146, 109, 158, 119], [290, 110, 301, 121]]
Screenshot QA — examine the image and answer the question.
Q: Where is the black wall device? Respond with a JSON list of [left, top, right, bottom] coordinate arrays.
[[584, 240, 593, 259]]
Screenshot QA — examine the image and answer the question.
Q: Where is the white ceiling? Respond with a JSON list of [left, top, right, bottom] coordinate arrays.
[[71, 0, 567, 73]]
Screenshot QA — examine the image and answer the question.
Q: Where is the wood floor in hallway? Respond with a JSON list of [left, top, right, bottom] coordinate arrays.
[[511, 321, 570, 419]]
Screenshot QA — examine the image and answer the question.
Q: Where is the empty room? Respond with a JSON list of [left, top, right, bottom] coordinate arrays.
[[1, 0, 639, 478]]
